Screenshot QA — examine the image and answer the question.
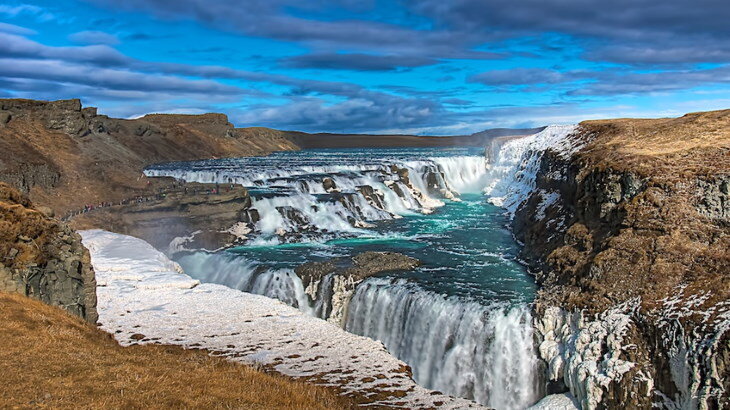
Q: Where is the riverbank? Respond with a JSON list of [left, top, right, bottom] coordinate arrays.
[[503, 110, 730, 408], [1, 98, 728, 408]]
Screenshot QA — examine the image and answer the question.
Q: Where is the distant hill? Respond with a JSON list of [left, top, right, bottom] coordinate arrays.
[[239, 126, 545, 149]]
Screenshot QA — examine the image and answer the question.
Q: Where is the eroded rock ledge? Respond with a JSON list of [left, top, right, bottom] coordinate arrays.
[[296, 252, 420, 325], [510, 111, 730, 409], [71, 181, 256, 253]]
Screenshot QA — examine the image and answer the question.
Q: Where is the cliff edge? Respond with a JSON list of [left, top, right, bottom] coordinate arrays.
[[510, 110, 729, 409], [0, 98, 300, 215]]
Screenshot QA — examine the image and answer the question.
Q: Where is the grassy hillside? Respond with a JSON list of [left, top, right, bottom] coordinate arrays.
[[0, 292, 352, 409], [579, 109, 730, 178]]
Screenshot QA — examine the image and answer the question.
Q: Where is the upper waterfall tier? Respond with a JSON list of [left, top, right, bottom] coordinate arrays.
[[145, 148, 489, 244]]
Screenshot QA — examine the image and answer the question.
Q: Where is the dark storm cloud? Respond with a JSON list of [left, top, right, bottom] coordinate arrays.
[[585, 45, 730, 65], [281, 53, 436, 71], [410, 0, 730, 65], [443, 98, 473, 106], [470, 65, 730, 96], [234, 94, 445, 133], [570, 66, 730, 96], [0, 32, 130, 66], [86, 0, 730, 66], [0, 30, 450, 132], [410, 0, 729, 39], [123, 32, 177, 41], [0, 58, 243, 95], [85, 0, 504, 67]]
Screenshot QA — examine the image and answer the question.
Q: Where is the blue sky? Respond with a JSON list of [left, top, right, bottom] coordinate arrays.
[[1, 0, 729, 134]]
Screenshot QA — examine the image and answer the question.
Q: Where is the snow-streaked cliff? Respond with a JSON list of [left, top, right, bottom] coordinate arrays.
[[489, 117, 730, 410], [484, 124, 580, 216]]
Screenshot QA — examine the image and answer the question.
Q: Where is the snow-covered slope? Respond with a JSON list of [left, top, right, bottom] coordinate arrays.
[[80, 229, 483, 408]]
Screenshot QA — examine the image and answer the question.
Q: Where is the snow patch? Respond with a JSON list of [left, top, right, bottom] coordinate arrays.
[[528, 393, 580, 410]]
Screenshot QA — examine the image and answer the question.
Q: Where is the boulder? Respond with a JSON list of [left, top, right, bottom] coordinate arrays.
[[322, 177, 337, 192], [0, 183, 97, 322]]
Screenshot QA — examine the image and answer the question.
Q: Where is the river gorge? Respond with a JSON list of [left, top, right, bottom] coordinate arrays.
[[2, 99, 726, 409], [139, 126, 578, 408]]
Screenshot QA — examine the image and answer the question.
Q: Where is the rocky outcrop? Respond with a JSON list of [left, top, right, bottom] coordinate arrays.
[[71, 182, 256, 254], [295, 252, 420, 325], [507, 111, 730, 409], [0, 183, 97, 322]]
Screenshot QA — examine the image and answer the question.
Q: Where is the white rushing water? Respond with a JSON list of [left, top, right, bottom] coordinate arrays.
[[146, 154, 488, 242], [175, 252, 316, 315], [145, 128, 583, 409], [484, 125, 579, 215], [345, 278, 540, 410]]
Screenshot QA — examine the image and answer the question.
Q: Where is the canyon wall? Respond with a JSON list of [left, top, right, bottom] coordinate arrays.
[[503, 111, 729, 409], [70, 182, 257, 253], [0, 98, 300, 320]]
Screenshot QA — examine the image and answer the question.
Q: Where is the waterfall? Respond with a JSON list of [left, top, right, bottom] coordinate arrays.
[[345, 278, 540, 409], [145, 153, 489, 244], [484, 125, 579, 215], [429, 156, 489, 193], [146, 145, 577, 408], [176, 252, 315, 315]]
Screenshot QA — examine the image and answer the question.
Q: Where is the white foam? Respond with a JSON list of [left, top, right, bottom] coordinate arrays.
[[345, 278, 540, 409]]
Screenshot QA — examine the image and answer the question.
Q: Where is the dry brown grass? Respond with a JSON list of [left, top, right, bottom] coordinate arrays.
[[0, 292, 354, 409], [584, 109, 730, 155], [578, 109, 730, 179]]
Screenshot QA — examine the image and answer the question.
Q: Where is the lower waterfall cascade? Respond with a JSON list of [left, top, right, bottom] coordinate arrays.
[[345, 279, 540, 408], [147, 126, 577, 409]]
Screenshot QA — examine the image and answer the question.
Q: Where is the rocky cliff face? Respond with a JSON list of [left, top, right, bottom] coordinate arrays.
[[0, 183, 97, 322], [507, 111, 729, 409], [70, 182, 257, 253]]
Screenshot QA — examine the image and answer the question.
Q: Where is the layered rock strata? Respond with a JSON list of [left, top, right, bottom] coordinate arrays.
[[71, 182, 256, 253], [0, 98, 299, 215], [296, 252, 420, 325]]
